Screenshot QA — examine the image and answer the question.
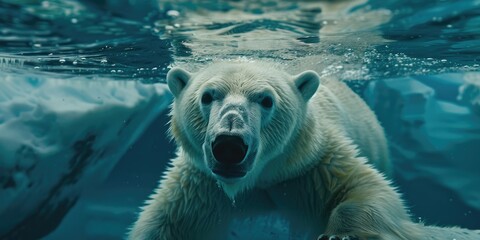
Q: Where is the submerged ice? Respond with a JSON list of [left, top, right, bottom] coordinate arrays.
[[0, 73, 171, 239], [458, 73, 480, 115], [365, 72, 480, 228]]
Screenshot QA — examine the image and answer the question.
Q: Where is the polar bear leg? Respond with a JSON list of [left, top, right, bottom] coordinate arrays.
[[321, 201, 408, 240], [317, 168, 423, 240]]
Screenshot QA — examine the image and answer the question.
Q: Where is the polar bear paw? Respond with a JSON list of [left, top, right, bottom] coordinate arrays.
[[317, 234, 359, 240]]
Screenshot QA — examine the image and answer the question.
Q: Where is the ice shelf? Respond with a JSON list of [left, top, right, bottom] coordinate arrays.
[[0, 73, 172, 239], [365, 73, 480, 228]]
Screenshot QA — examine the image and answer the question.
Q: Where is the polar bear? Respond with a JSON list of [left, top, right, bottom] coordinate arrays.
[[129, 61, 480, 240]]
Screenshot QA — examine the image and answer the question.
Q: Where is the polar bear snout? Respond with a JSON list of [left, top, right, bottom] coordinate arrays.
[[220, 112, 245, 132]]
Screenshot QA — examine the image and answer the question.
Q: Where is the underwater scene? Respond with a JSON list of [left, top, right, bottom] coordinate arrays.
[[0, 0, 479, 239]]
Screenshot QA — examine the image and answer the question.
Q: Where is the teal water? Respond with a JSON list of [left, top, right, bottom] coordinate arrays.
[[1, 0, 479, 81], [0, 0, 479, 239]]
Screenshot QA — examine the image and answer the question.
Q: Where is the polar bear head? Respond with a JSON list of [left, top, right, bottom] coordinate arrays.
[[167, 61, 320, 198]]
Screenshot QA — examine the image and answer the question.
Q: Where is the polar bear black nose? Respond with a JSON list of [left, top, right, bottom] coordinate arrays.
[[222, 112, 244, 131], [212, 135, 248, 165]]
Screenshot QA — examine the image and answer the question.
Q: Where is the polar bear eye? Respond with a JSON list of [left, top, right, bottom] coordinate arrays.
[[260, 96, 273, 109], [201, 92, 213, 105]]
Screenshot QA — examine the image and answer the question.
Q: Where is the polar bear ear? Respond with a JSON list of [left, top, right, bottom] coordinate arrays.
[[293, 70, 320, 101], [167, 67, 191, 98]]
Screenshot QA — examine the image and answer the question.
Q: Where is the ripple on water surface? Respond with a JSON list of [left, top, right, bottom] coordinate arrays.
[[0, 0, 479, 82]]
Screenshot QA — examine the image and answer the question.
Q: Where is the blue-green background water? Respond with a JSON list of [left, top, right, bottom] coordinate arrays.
[[0, 0, 479, 239]]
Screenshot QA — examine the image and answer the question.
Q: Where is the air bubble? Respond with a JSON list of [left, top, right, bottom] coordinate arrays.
[[167, 10, 180, 17]]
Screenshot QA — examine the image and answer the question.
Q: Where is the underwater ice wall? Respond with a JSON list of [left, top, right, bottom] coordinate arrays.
[[458, 73, 480, 115], [0, 73, 172, 239], [365, 72, 480, 228]]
